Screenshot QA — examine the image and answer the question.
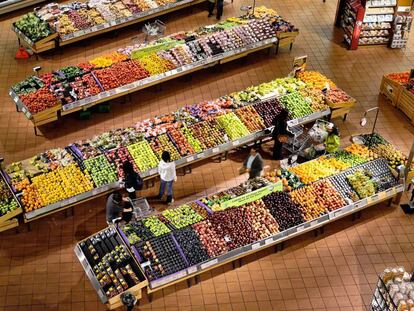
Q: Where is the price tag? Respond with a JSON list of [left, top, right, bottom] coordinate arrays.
[[224, 235, 231, 242], [13, 96, 19, 103], [251, 242, 261, 250], [8, 90, 12, 96], [176, 67, 183, 73], [200, 259, 218, 270], [310, 220, 318, 227], [296, 225, 305, 232], [67, 197, 77, 205], [109, 21, 116, 27], [197, 153, 205, 159], [264, 238, 273, 245], [186, 156, 194, 163], [232, 140, 240, 146], [21, 106, 27, 113], [213, 148, 219, 154], [187, 266, 197, 274], [333, 209, 343, 218]]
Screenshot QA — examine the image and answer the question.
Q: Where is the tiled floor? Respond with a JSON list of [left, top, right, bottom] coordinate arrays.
[[0, 0, 414, 310]]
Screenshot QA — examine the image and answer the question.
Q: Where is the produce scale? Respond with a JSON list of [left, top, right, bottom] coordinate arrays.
[[74, 145, 409, 309], [9, 7, 299, 133], [1, 69, 353, 228]]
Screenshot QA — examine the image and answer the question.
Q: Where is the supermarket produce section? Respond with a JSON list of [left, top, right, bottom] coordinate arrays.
[[3, 71, 344, 225], [9, 7, 298, 130], [75, 140, 407, 308]]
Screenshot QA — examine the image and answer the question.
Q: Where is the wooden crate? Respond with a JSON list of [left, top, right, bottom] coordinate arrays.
[[0, 207, 23, 224], [31, 104, 61, 126], [380, 74, 405, 106], [397, 89, 414, 122], [326, 97, 356, 109], [331, 107, 351, 120], [0, 218, 19, 233]]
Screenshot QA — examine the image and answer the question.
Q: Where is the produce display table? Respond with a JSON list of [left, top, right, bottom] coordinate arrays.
[[75, 152, 406, 305], [0, 0, 44, 15], [4, 70, 343, 226], [11, 0, 206, 54], [380, 72, 414, 124], [9, 7, 299, 133]]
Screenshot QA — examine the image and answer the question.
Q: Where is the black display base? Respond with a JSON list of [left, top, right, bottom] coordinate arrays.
[[400, 203, 414, 214]]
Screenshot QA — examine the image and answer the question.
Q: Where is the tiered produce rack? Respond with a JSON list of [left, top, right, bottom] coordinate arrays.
[[380, 71, 414, 124], [74, 155, 406, 308], [9, 8, 299, 133]]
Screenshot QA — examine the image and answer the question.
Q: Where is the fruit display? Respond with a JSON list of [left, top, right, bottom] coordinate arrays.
[[369, 143, 407, 169], [216, 113, 251, 140], [299, 88, 329, 112], [11, 10, 298, 116], [89, 128, 144, 150], [180, 127, 204, 153], [161, 204, 204, 229], [173, 227, 210, 266], [234, 105, 265, 132], [127, 141, 159, 171], [297, 71, 336, 90], [385, 72, 409, 84], [187, 201, 210, 219], [288, 156, 349, 184], [308, 180, 347, 212], [200, 191, 233, 212], [0, 177, 20, 217], [192, 220, 229, 257], [347, 169, 377, 199], [83, 155, 118, 187], [344, 144, 377, 161], [252, 98, 283, 127], [241, 200, 279, 239], [362, 133, 388, 147], [121, 220, 155, 245], [290, 185, 326, 222], [105, 147, 140, 178], [23, 164, 93, 208], [19, 87, 60, 114], [325, 87, 355, 105], [77, 228, 144, 299], [190, 119, 227, 149], [14, 13, 52, 42], [332, 150, 367, 166], [136, 235, 187, 280], [264, 169, 304, 191], [149, 134, 181, 161], [142, 216, 171, 237], [262, 192, 304, 231], [167, 128, 196, 156], [279, 92, 313, 119]]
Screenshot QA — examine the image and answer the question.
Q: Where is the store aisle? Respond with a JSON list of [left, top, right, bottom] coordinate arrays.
[[0, 0, 413, 310]]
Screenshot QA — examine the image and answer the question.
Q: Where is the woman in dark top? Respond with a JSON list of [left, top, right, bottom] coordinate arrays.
[[272, 109, 290, 160], [122, 161, 143, 200]]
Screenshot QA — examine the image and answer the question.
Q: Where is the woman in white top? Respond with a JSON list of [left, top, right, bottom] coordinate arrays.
[[157, 151, 177, 205]]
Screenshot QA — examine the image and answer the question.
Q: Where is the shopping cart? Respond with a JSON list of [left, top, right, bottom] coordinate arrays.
[[143, 20, 166, 43], [129, 197, 155, 220]]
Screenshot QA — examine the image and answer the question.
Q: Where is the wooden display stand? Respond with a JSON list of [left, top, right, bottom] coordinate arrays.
[[397, 88, 414, 124], [327, 97, 356, 121], [380, 73, 406, 106], [275, 31, 299, 53], [12, 24, 58, 54]]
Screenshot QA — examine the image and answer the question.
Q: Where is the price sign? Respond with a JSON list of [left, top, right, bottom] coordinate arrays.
[[264, 238, 273, 245], [187, 266, 197, 274], [296, 225, 305, 232], [333, 209, 343, 218], [232, 140, 240, 146], [200, 259, 218, 270], [197, 153, 205, 159], [13, 96, 19, 103], [310, 220, 318, 227], [186, 156, 194, 163], [251, 242, 261, 250], [213, 148, 220, 154]]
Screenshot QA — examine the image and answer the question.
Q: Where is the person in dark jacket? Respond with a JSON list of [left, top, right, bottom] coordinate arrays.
[[106, 191, 132, 224], [122, 161, 143, 200], [272, 109, 290, 160], [242, 147, 264, 179]]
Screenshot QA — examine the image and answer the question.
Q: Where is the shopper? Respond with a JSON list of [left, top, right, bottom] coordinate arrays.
[[208, 0, 223, 20], [272, 109, 290, 160], [157, 151, 177, 205], [241, 147, 264, 179], [106, 191, 132, 224], [325, 123, 341, 153], [122, 161, 143, 200]]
